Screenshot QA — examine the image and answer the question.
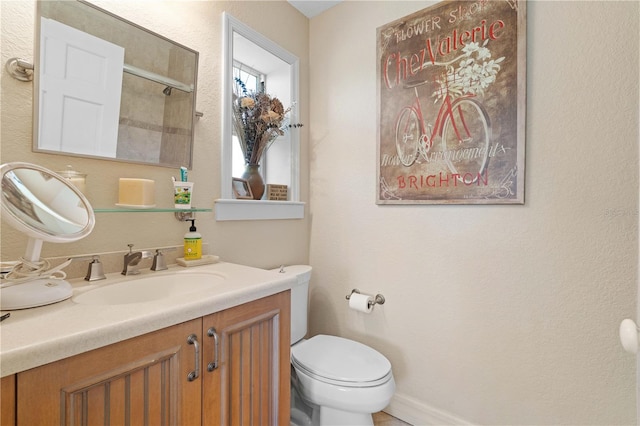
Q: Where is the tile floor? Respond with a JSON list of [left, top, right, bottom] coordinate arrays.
[[373, 411, 412, 426]]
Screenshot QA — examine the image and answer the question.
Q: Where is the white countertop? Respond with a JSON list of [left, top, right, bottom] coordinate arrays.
[[0, 262, 296, 377]]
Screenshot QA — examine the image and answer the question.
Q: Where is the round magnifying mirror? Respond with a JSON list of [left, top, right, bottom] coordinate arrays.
[[1, 162, 94, 245], [1, 162, 95, 310]]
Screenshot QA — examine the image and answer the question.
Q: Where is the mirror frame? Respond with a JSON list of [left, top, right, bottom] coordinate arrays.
[[33, 0, 199, 169], [220, 13, 301, 204]]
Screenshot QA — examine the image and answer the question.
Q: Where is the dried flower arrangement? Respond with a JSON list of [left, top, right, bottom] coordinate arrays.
[[232, 77, 302, 165]]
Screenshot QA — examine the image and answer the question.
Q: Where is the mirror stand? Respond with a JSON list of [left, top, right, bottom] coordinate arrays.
[[1, 277, 73, 312], [25, 237, 44, 263], [5, 57, 33, 82], [1, 238, 74, 310]]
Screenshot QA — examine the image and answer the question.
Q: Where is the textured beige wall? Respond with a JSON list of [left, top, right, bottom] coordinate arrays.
[[3, 1, 638, 424], [1, 1, 310, 270], [308, 1, 638, 425]]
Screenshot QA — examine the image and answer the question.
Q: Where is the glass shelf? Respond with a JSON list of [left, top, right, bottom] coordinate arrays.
[[94, 207, 212, 213]]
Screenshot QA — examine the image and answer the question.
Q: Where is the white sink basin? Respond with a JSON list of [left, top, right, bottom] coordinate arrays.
[[72, 271, 225, 305]]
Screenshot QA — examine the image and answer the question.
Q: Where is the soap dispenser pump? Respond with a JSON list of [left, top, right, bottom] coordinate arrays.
[[184, 219, 202, 260]]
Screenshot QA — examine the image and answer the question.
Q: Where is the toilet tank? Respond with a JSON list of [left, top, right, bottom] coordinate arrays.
[[272, 265, 312, 345]]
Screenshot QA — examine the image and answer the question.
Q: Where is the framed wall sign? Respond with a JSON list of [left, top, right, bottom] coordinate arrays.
[[376, 0, 526, 204]]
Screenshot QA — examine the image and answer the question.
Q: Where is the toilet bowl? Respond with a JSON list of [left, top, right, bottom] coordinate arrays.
[[292, 335, 395, 425], [274, 265, 395, 426]]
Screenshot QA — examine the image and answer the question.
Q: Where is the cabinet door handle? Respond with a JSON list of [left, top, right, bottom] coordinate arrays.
[[207, 327, 219, 371], [187, 334, 200, 381]]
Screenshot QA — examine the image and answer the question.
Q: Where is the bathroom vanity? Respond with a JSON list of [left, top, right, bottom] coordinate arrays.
[[0, 262, 294, 425]]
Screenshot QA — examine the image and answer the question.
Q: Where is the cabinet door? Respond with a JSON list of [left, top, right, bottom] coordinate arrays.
[[17, 319, 202, 426], [202, 291, 291, 426], [1, 374, 16, 425]]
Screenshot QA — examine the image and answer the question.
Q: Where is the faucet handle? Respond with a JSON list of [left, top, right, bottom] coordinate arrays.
[[67, 254, 106, 281], [85, 255, 106, 281], [151, 250, 167, 271], [151, 247, 177, 271]]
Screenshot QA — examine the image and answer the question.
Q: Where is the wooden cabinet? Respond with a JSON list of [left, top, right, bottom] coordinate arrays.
[[12, 291, 290, 426], [17, 319, 202, 425], [1, 374, 16, 425], [202, 290, 291, 425]]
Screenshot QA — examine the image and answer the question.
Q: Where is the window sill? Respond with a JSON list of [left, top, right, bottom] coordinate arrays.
[[214, 199, 304, 221]]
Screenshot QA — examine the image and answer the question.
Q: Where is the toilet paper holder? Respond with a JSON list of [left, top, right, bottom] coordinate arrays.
[[345, 289, 385, 308]]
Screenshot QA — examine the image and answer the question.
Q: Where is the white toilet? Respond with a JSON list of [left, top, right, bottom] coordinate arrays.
[[276, 265, 396, 426]]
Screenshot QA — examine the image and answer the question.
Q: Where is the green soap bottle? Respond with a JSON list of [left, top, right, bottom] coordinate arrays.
[[184, 219, 202, 260]]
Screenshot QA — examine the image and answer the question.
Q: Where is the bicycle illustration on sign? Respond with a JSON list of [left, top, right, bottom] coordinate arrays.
[[395, 39, 504, 184]]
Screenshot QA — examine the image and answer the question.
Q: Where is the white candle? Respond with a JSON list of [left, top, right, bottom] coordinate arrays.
[[118, 178, 156, 206]]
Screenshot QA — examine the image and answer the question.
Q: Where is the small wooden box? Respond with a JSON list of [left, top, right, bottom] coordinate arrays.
[[267, 184, 288, 201]]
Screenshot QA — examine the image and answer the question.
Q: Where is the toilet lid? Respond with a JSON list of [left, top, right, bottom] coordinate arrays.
[[291, 335, 391, 385]]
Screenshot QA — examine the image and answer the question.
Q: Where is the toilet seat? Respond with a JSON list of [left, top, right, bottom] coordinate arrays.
[[291, 335, 392, 388]]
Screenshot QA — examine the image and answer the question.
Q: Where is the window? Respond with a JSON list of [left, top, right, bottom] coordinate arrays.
[[216, 13, 303, 221]]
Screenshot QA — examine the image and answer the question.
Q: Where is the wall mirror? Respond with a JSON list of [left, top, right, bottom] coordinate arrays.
[[217, 13, 303, 220], [34, 0, 199, 169]]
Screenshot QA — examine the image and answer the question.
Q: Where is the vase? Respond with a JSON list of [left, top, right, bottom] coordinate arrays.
[[241, 164, 265, 200]]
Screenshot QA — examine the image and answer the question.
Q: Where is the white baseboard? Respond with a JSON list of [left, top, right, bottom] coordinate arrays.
[[384, 392, 473, 426]]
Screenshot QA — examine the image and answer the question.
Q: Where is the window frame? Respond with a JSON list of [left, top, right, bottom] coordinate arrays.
[[216, 12, 303, 221]]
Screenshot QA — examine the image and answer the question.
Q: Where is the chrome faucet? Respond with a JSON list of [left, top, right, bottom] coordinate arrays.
[[122, 244, 153, 275]]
